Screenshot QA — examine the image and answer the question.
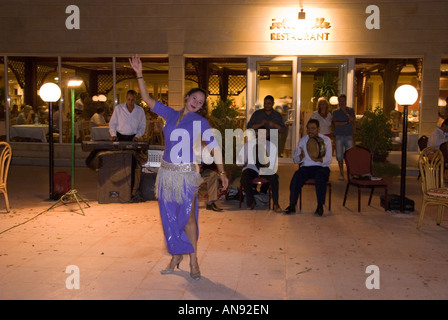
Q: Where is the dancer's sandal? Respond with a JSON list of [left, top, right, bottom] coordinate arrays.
[[190, 263, 201, 281], [160, 255, 183, 275]]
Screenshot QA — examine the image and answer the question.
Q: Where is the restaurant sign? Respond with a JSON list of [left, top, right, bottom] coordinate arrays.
[[270, 16, 331, 41]]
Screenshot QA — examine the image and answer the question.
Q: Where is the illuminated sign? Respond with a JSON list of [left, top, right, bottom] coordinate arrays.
[[269, 15, 331, 41]]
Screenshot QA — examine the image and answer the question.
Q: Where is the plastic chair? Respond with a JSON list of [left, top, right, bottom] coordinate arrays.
[[0, 142, 12, 212], [342, 145, 388, 212], [417, 147, 448, 229], [239, 177, 271, 209], [299, 179, 332, 211]]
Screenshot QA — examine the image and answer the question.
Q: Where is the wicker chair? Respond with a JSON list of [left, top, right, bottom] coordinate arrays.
[[0, 142, 12, 212], [417, 147, 448, 229]]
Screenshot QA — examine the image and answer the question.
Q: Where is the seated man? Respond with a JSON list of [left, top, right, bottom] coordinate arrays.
[[428, 118, 448, 148], [284, 119, 332, 216], [238, 127, 281, 212], [201, 163, 223, 212]]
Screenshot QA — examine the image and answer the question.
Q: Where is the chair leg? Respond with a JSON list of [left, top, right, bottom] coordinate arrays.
[[368, 188, 374, 206], [239, 184, 243, 208], [3, 191, 9, 212], [436, 206, 444, 225], [343, 184, 349, 206], [417, 201, 428, 229], [328, 183, 331, 211], [268, 185, 271, 210], [358, 188, 361, 212]]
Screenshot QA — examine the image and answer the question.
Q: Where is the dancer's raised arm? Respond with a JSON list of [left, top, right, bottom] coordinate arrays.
[[129, 54, 156, 109]]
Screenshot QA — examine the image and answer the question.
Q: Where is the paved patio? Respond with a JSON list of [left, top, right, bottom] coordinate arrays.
[[1, 161, 448, 300]]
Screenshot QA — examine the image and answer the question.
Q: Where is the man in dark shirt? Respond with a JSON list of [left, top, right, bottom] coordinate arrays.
[[247, 95, 286, 135]]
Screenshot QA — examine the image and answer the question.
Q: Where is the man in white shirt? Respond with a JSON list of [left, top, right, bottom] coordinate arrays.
[[109, 90, 146, 141], [284, 119, 332, 216], [428, 118, 448, 148], [107, 90, 146, 197], [237, 127, 281, 212]]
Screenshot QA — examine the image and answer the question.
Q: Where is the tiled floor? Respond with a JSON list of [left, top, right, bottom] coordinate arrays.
[[1, 162, 448, 300]]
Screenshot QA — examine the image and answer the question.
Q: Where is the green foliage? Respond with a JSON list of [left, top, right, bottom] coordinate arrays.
[[313, 73, 338, 101], [372, 161, 401, 177], [357, 106, 393, 162], [209, 98, 240, 134], [209, 98, 242, 182]]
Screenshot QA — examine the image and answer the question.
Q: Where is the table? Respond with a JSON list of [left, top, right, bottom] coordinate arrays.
[[91, 126, 110, 141], [10, 124, 49, 142], [398, 132, 419, 152]]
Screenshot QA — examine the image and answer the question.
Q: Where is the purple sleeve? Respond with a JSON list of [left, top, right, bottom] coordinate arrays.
[[152, 101, 177, 120]]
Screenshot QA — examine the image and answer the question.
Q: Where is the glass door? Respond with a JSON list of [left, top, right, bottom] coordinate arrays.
[[247, 57, 298, 161], [300, 59, 348, 137]]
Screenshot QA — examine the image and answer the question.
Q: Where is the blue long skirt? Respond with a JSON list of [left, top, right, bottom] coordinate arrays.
[[158, 183, 199, 255]]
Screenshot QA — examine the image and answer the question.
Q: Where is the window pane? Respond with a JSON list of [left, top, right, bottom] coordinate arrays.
[[8, 56, 58, 143], [355, 58, 420, 151], [0, 57, 5, 140], [60, 57, 113, 143]]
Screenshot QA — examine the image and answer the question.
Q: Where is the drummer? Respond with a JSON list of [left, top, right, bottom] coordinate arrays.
[[283, 118, 332, 216]]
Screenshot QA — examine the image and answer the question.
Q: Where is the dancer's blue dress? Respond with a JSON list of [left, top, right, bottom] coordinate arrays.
[[152, 101, 217, 255]]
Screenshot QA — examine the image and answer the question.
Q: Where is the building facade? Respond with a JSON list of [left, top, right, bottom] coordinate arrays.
[[1, 0, 447, 163]]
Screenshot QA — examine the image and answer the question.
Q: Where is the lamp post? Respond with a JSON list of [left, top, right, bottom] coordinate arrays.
[[394, 84, 418, 212], [39, 82, 61, 200], [44, 77, 89, 215], [67, 77, 83, 189]]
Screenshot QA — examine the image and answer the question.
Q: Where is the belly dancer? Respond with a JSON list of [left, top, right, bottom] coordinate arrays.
[[129, 55, 229, 280]]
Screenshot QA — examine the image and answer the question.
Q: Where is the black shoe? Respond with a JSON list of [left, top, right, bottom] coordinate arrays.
[[314, 205, 323, 216], [283, 205, 296, 215], [206, 202, 223, 212], [248, 201, 256, 210]]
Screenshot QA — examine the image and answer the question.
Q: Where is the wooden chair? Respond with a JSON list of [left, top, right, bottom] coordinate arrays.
[[148, 119, 165, 145], [62, 121, 72, 143], [80, 120, 91, 141], [418, 135, 429, 152], [0, 142, 12, 212], [342, 146, 388, 212], [299, 179, 332, 211], [439, 142, 448, 179], [417, 147, 448, 229], [417, 135, 428, 179], [239, 177, 272, 209]]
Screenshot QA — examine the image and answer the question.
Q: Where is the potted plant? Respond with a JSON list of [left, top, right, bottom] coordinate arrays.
[[208, 98, 242, 184], [313, 73, 338, 102], [357, 106, 394, 163], [357, 106, 400, 189]]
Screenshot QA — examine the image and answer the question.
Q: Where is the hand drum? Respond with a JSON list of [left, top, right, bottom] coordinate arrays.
[[306, 136, 326, 159]]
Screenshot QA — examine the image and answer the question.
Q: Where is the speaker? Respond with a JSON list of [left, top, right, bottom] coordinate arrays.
[[139, 172, 157, 201], [97, 152, 133, 203]]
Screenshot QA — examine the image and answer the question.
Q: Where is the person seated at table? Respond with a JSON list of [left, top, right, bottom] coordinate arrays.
[[284, 119, 332, 216], [16, 105, 34, 125], [90, 106, 108, 130]]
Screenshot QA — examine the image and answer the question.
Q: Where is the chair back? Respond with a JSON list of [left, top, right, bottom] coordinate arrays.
[[439, 141, 448, 167], [419, 147, 444, 194], [418, 135, 429, 152], [0, 142, 12, 188], [344, 145, 373, 178]]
